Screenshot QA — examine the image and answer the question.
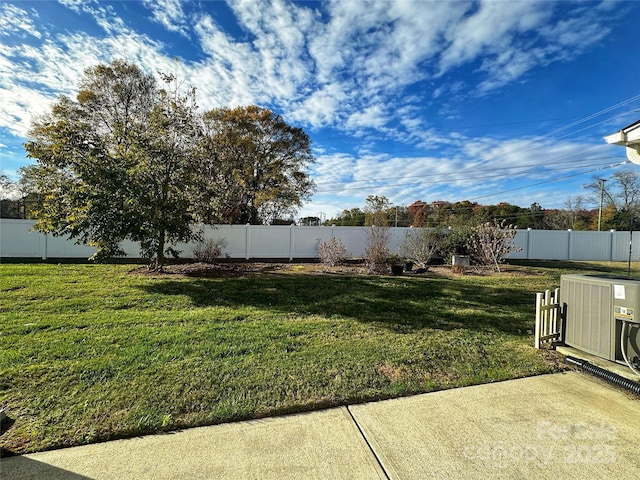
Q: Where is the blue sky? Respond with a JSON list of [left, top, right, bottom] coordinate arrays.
[[1, 0, 640, 220]]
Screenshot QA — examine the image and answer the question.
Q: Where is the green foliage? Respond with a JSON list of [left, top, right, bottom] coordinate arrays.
[[329, 208, 366, 226], [439, 226, 474, 260], [22, 61, 202, 268], [21, 61, 316, 267], [199, 106, 315, 225], [364, 195, 391, 226], [583, 169, 640, 231]]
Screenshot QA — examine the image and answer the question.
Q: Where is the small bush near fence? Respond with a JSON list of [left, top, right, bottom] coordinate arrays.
[[364, 226, 393, 274], [467, 220, 521, 273], [192, 238, 228, 263], [318, 237, 350, 267], [399, 228, 445, 269]]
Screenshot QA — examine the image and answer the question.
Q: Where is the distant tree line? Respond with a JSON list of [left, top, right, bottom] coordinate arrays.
[[323, 169, 640, 232]]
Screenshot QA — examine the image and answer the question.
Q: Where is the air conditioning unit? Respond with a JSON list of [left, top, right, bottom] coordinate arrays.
[[560, 274, 640, 372]]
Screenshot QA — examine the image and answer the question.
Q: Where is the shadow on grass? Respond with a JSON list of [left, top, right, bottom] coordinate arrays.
[[140, 274, 534, 336], [510, 259, 640, 275]]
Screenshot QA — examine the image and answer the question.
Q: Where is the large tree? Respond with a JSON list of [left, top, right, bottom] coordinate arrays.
[[364, 195, 391, 227], [22, 60, 203, 269], [200, 106, 315, 224]]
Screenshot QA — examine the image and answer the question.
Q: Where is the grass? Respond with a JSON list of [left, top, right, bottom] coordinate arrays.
[[1, 260, 637, 455]]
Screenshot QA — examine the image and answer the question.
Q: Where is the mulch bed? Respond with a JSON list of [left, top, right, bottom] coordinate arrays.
[[129, 261, 538, 279]]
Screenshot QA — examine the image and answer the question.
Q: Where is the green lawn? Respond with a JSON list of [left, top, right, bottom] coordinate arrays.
[[0, 260, 634, 454]]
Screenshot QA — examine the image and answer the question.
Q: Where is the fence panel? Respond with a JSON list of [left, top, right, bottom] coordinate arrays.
[[528, 230, 570, 260], [389, 227, 407, 252], [45, 235, 97, 259], [202, 225, 248, 259], [611, 231, 640, 262], [506, 230, 529, 260], [569, 231, 612, 261], [247, 226, 292, 259], [0, 219, 43, 258], [292, 226, 332, 259], [332, 226, 368, 257]]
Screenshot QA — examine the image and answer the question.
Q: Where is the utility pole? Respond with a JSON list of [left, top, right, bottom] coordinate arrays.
[[598, 178, 607, 231]]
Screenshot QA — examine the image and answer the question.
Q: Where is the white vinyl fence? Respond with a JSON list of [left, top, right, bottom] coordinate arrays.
[[2, 219, 640, 262]]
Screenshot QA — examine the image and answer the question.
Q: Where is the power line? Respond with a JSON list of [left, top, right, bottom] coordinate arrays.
[[315, 158, 624, 193], [466, 162, 627, 203]]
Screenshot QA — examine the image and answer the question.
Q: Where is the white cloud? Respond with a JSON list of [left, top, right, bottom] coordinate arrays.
[[227, 0, 316, 100], [289, 83, 349, 127], [0, 0, 622, 135], [346, 104, 389, 130], [312, 153, 358, 187], [142, 0, 189, 36], [0, 3, 42, 39], [436, 0, 615, 94], [0, 30, 160, 135], [192, 14, 262, 107], [57, 0, 83, 13], [438, 1, 551, 74], [57, 0, 128, 36], [308, 1, 463, 102], [541, 11, 609, 48]]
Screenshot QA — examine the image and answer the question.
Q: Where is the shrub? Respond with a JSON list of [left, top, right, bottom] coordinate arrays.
[[399, 227, 446, 269], [192, 238, 227, 263], [467, 220, 521, 272], [364, 225, 393, 274], [318, 237, 350, 266], [439, 226, 474, 261]]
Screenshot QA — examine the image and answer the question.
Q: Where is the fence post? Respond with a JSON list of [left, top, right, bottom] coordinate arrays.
[[245, 223, 251, 260], [289, 224, 294, 262], [552, 287, 560, 337], [610, 229, 615, 261], [535, 292, 543, 349], [41, 232, 48, 260]]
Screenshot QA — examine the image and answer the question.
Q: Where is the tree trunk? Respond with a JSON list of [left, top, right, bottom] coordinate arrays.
[[155, 229, 166, 272]]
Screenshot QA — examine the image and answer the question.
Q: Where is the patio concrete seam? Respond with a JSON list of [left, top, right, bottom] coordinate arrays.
[[346, 405, 391, 480]]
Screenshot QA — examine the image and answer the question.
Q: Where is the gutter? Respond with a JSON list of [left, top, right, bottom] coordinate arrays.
[[604, 119, 640, 164]]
